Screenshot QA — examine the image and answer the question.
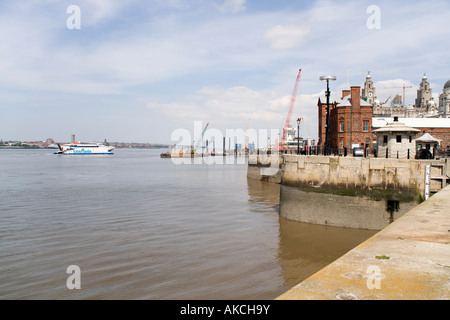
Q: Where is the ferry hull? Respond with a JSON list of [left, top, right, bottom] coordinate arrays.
[[54, 143, 115, 155]]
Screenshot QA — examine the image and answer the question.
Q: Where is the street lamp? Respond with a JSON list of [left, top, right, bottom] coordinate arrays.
[[320, 75, 336, 155], [296, 117, 301, 155]]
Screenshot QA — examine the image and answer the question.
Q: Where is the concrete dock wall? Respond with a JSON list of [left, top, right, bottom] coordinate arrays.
[[281, 155, 448, 201], [248, 154, 449, 229], [247, 154, 282, 184], [276, 184, 450, 300], [279, 185, 417, 230]]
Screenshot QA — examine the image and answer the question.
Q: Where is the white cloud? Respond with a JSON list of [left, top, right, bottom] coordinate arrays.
[[218, 0, 246, 14], [77, 0, 133, 26], [146, 85, 321, 140], [1, 0, 450, 143], [374, 79, 418, 106], [264, 23, 311, 49]]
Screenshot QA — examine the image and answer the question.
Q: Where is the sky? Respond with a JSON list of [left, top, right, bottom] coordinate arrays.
[[0, 0, 449, 145]]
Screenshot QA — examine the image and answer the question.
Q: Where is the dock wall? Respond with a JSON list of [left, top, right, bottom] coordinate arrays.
[[281, 155, 448, 201], [276, 184, 450, 300], [248, 154, 449, 229], [247, 154, 282, 184]]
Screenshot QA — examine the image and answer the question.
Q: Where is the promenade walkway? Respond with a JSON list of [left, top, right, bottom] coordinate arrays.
[[277, 185, 450, 300]]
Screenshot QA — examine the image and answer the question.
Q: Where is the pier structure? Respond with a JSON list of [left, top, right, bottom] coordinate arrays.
[[276, 183, 450, 300], [248, 153, 449, 229]]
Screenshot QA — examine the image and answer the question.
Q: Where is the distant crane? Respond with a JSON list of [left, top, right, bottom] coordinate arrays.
[[382, 84, 413, 106], [281, 69, 302, 148], [191, 122, 209, 153], [381, 96, 391, 106]]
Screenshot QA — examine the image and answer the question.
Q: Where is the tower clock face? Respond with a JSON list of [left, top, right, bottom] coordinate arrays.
[[368, 92, 373, 98]]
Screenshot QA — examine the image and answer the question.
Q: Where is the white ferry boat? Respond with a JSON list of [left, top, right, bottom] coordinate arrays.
[[54, 142, 115, 155]]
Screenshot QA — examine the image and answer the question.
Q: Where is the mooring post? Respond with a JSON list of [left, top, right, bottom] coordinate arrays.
[[425, 165, 431, 200]]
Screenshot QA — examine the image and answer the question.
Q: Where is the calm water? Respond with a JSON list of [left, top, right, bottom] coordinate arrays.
[[0, 149, 376, 300]]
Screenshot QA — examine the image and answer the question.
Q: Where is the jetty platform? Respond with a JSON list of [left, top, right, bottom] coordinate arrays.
[[276, 183, 450, 300]]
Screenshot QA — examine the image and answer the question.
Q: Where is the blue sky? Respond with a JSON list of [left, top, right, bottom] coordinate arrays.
[[1, 0, 449, 144]]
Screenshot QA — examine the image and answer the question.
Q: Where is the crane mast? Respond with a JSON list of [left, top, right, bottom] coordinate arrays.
[[192, 122, 209, 153], [383, 84, 412, 106], [281, 69, 302, 148]]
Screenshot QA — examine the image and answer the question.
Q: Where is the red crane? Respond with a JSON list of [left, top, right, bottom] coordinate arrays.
[[383, 84, 413, 106], [281, 69, 302, 147]]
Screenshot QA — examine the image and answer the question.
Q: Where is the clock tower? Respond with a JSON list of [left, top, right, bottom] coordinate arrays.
[[362, 71, 377, 105]]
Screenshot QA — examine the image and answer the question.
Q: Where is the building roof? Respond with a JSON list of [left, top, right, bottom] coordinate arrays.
[[373, 118, 420, 133], [337, 94, 372, 108], [373, 117, 450, 129], [444, 80, 450, 89], [416, 133, 442, 142]]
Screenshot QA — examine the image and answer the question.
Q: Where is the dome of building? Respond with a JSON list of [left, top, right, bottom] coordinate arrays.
[[444, 80, 450, 89], [428, 100, 436, 106]]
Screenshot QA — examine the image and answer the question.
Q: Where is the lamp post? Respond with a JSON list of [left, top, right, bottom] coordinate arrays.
[[320, 75, 336, 155], [297, 117, 301, 155]]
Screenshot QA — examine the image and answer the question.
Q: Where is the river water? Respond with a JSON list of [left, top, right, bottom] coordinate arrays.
[[0, 149, 376, 299]]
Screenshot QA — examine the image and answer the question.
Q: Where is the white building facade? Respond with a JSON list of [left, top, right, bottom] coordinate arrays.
[[439, 80, 450, 118]]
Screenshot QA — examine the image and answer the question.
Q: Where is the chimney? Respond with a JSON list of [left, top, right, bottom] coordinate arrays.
[[351, 86, 361, 112], [71, 134, 75, 144], [342, 90, 351, 99]]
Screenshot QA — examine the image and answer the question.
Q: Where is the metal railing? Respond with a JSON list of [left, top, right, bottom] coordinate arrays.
[[251, 147, 450, 159]]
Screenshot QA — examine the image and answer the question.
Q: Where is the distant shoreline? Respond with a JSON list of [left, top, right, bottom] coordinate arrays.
[[0, 145, 42, 149], [0, 145, 170, 150]]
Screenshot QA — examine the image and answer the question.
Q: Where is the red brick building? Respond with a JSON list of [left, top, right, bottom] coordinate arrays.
[[318, 86, 374, 150]]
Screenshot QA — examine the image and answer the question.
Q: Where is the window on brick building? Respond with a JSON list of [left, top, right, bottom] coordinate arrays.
[[340, 121, 344, 132], [363, 120, 369, 132], [365, 138, 370, 148], [339, 139, 344, 149]]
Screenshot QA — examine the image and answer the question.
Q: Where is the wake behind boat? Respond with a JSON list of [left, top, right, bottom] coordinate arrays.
[[54, 142, 115, 155]]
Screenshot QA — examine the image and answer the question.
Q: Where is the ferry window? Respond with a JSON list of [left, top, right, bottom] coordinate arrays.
[[396, 135, 402, 143]]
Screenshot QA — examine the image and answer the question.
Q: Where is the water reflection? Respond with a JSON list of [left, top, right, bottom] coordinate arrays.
[[246, 178, 377, 291]]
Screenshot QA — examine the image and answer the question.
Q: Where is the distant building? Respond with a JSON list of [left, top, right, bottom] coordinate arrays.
[[373, 117, 450, 149], [415, 132, 442, 155], [415, 74, 435, 109], [361, 72, 376, 105], [317, 73, 450, 153], [372, 73, 440, 118], [373, 117, 420, 159], [318, 86, 374, 150], [44, 138, 55, 146], [439, 80, 450, 118]]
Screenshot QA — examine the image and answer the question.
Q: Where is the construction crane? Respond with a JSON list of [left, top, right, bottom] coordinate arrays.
[[383, 84, 413, 106], [191, 122, 209, 153], [381, 96, 391, 106], [281, 69, 302, 148]]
